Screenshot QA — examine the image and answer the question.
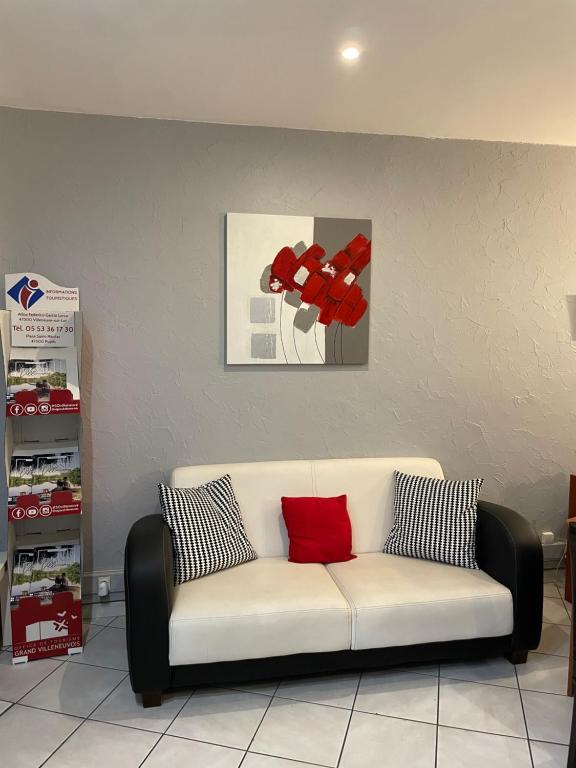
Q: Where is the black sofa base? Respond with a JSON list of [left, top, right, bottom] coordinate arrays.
[[143, 634, 523, 707]]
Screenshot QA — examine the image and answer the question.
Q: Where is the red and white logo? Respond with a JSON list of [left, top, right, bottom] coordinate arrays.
[[12, 507, 25, 520], [39, 505, 52, 516], [26, 506, 39, 518], [10, 403, 24, 416], [24, 403, 37, 415], [38, 403, 51, 415]]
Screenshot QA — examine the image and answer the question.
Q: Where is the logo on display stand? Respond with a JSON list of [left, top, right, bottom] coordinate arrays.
[[5, 273, 79, 347], [5, 273, 79, 313], [7, 276, 45, 310]]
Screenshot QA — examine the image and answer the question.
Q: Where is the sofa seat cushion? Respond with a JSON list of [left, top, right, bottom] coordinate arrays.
[[169, 557, 352, 665], [327, 553, 513, 651]]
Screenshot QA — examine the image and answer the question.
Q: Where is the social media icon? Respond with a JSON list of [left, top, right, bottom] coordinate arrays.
[[10, 404, 23, 416], [40, 505, 52, 516], [24, 404, 37, 415], [12, 507, 25, 520], [26, 506, 39, 518], [38, 403, 51, 414]]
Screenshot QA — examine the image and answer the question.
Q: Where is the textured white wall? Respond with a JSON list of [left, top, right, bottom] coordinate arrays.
[[1, 107, 575, 571]]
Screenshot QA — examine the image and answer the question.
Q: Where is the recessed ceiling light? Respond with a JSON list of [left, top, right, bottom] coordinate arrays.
[[341, 46, 360, 61]]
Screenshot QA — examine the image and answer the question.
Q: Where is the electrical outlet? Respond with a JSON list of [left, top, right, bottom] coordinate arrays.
[[98, 575, 111, 598]]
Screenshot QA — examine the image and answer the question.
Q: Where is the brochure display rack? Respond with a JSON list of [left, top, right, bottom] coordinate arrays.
[[0, 274, 83, 663]]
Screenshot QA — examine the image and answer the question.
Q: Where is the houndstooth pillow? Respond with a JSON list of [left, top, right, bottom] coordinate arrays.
[[159, 474, 257, 584], [383, 471, 483, 569]]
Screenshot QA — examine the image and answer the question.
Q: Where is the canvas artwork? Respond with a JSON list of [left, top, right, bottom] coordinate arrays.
[[226, 213, 372, 364]]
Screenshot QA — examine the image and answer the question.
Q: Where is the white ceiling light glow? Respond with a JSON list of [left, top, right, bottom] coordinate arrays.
[[341, 46, 360, 61]]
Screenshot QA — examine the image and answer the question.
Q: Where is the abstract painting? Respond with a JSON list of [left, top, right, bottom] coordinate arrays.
[[226, 213, 372, 364]]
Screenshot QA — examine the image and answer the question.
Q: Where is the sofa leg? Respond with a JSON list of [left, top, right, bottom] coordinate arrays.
[[507, 649, 528, 665], [142, 691, 162, 708]]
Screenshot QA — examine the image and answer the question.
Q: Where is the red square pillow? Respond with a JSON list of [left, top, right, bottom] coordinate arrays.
[[281, 495, 356, 564]]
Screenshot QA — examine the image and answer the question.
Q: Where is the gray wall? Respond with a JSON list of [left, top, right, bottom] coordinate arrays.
[[1, 106, 576, 573]]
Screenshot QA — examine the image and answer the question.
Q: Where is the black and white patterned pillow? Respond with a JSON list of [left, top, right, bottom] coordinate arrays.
[[383, 471, 483, 569], [159, 474, 257, 584]]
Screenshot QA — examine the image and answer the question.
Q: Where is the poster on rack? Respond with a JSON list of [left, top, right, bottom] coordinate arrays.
[[10, 539, 81, 604], [11, 591, 82, 660], [6, 347, 80, 416], [8, 442, 82, 520], [10, 535, 82, 660]]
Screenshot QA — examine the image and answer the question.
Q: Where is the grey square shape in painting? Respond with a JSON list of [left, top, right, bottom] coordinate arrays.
[[250, 297, 276, 324], [251, 333, 276, 359]]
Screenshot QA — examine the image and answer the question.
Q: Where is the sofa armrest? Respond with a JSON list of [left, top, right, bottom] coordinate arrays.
[[124, 514, 173, 696], [475, 500, 543, 652]]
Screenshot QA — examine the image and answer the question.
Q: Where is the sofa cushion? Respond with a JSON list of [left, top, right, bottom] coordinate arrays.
[[171, 457, 444, 557], [281, 495, 356, 564], [169, 557, 352, 665], [327, 553, 513, 651], [383, 471, 483, 569], [159, 475, 257, 584]]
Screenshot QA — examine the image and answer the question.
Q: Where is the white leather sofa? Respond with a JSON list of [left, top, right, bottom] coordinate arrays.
[[125, 457, 543, 707]]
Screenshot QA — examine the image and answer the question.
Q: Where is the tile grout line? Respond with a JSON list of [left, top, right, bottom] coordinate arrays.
[[351, 707, 535, 743], [81, 614, 118, 627], [237, 682, 279, 767], [137, 688, 198, 768], [18, 669, 129, 723], [248, 748, 331, 767], [335, 671, 362, 768], [136, 686, 197, 766], [36, 671, 150, 768], [35, 711, 86, 768], [161, 687, 195, 734], [135, 735, 163, 768], [515, 665, 535, 768], [65, 658, 129, 672], [83, 670, 132, 719], [13, 658, 68, 706]]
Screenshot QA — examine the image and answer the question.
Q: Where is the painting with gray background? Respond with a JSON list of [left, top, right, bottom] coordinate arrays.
[[226, 212, 371, 365]]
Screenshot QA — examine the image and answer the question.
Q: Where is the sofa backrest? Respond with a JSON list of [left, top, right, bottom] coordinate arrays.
[[170, 457, 444, 558]]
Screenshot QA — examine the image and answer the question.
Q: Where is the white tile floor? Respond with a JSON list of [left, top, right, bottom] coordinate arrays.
[[0, 576, 573, 768]]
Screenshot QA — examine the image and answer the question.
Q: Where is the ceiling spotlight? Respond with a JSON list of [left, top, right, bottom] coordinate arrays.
[[341, 46, 360, 61]]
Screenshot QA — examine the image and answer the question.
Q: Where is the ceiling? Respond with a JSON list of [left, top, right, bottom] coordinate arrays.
[[1, 0, 575, 146]]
